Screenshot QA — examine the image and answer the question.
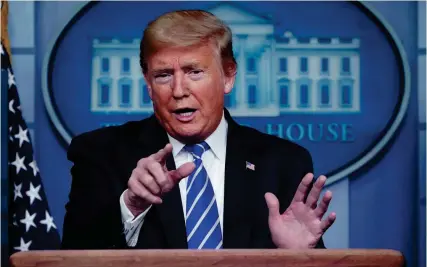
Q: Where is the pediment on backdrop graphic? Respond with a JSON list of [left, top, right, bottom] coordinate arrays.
[[208, 2, 272, 25]]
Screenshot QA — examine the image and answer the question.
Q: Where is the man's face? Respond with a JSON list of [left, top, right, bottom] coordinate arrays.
[[144, 43, 235, 143]]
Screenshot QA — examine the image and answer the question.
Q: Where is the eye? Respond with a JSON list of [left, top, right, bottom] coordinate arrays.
[[188, 70, 204, 80], [154, 73, 171, 84]]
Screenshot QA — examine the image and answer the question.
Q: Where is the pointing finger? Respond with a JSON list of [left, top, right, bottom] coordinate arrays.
[[151, 143, 173, 163]]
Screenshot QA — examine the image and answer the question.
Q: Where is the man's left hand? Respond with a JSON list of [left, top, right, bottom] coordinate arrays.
[[265, 173, 336, 249]]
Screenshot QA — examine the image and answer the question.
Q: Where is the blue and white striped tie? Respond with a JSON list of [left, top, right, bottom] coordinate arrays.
[[185, 142, 222, 249]]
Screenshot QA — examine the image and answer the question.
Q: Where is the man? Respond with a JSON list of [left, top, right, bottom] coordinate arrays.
[[62, 9, 336, 250]]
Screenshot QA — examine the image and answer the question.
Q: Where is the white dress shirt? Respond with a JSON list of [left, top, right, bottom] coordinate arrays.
[[119, 114, 228, 246]]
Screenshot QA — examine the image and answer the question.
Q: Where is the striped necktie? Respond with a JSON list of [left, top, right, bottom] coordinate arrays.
[[185, 142, 222, 249]]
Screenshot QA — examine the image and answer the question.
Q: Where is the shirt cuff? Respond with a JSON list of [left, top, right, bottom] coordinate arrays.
[[119, 189, 152, 246]]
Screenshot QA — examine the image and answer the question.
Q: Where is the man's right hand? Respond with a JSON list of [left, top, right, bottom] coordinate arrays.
[[123, 143, 195, 216]]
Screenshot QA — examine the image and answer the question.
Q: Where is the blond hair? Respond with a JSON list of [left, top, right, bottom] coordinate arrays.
[[140, 10, 237, 76]]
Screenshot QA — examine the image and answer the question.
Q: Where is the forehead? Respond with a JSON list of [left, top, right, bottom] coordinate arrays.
[[147, 44, 220, 69]]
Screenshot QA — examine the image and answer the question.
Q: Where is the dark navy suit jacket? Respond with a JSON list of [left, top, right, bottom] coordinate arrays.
[[61, 109, 325, 249]]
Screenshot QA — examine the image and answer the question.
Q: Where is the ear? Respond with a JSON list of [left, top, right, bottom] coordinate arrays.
[[223, 61, 237, 94], [224, 73, 235, 94]]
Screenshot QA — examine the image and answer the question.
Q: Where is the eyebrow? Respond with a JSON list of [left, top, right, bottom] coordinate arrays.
[[151, 62, 205, 74], [181, 63, 204, 70]]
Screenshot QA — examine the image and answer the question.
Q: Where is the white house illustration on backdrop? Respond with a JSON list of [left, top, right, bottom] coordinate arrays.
[[90, 4, 360, 116]]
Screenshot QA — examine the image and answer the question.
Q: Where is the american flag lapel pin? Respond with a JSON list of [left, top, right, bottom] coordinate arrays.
[[246, 161, 255, 171]]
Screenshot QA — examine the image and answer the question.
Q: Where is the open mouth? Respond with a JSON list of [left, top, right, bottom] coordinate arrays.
[[173, 108, 197, 117]]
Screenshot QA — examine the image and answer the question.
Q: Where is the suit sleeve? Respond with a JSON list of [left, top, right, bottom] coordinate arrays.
[[61, 134, 128, 249]]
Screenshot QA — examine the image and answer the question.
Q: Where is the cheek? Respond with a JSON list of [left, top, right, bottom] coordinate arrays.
[[152, 87, 171, 104], [197, 88, 224, 113], [194, 82, 219, 103]]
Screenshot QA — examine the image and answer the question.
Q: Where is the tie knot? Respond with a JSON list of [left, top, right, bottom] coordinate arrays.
[[185, 141, 210, 158]]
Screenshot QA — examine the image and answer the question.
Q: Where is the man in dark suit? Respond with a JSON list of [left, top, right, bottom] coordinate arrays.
[[62, 9, 336, 250]]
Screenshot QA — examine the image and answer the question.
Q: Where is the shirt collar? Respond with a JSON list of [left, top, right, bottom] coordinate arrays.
[[167, 111, 228, 161]]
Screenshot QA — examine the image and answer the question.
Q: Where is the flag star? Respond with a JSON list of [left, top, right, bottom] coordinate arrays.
[[29, 160, 40, 177], [40, 211, 57, 233], [20, 210, 37, 232], [14, 238, 32, 252], [14, 125, 30, 148], [8, 68, 16, 87], [9, 99, 15, 113], [11, 153, 27, 174], [26, 182, 42, 205], [14, 183, 23, 201], [9, 126, 14, 141]]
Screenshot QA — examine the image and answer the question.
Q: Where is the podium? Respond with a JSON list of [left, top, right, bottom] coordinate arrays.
[[10, 249, 404, 267]]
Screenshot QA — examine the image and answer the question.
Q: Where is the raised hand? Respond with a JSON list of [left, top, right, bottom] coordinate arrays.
[[124, 143, 195, 216], [265, 173, 336, 249]]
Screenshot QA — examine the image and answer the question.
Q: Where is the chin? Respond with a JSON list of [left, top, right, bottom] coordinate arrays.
[[172, 128, 205, 143]]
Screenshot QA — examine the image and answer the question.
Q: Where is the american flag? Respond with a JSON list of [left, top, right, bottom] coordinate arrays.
[[2, 42, 60, 256], [246, 161, 255, 171]]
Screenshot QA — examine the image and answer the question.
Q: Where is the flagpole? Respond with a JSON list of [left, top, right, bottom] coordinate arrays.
[[1, 0, 11, 58]]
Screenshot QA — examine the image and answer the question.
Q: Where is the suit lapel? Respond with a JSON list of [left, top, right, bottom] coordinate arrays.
[[136, 116, 187, 249], [222, 110, 257, 248]]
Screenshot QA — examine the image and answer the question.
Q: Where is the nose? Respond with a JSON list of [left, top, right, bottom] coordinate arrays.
[[171, 72, 190, 99]]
